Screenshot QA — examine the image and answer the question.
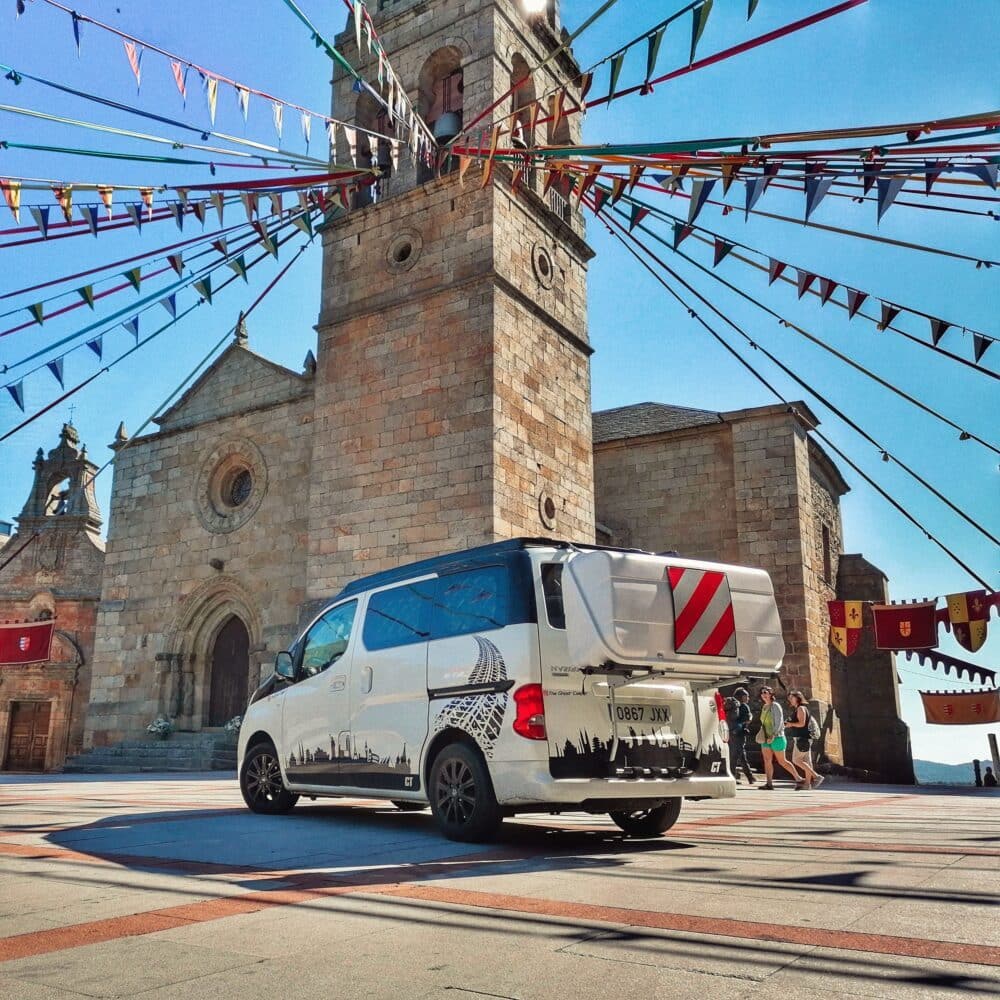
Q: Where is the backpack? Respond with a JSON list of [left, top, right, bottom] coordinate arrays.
[[807, 712, 821, 741]]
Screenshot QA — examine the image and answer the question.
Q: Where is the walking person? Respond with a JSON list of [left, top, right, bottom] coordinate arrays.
[[786, 690, 824, 790], [728, 687, 756, 785], [755, 686, 801, 790]]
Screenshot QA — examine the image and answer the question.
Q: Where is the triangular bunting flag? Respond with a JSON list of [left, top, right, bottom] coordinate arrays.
[[77, 285, 95, 310], [673, 222, 694, 248], [6, 381, 24, 412], [690, 0, 714, 64], [292, 211, 313, 236], [628, 164, 645, 192], [720, 160, 741, 194], [123, 40, 143, 91], [168, 254, 184, 275], [236, 85, 250, 121], [211, 238, 228, 256], [171, 61, 188, 104], [205, 75, 219, 125], [973, 334, 991, 362], [819, 277, 837, 304], [804, 172, 835, 220], [551, 90, 566, 141], [592, 186, 609, 214], [610, 176, 627, 205], [160, 294, 177, 318], [126, 203, 143, 230], [748, 0, 761, 18], [744, 176, 767, 218], [176, 188, 189, 208], [924, 159, 946, 195], [269, 192, 282, 219], [191, 200, 206, 224], [846, 288, 868, 319], [646, 27, 666, 85], [353, 0, 363, 53], [80, 204, 101, 236], [27, 302, 44, 325], [628, 203, 649, 232], [124, 267, 142, 292], [241, 191, 258, 221], [123, 316, 140, 341], [608, 52, 625, 101], [46, 357, 64, 388], [688, 178, 715, 223], [86, 336, 102, 359], [170, 202, 184, 231], [862, 157, 884, 195], [141, 187, 154, 219], [301, 113, 312, 146], [53, 186, 73, 223], [0, 179, 21, 223], [876, 175, 906, 223], [272, 101, 284, 139], [878, 301, 901, 331], [227, 255, 248, 282], [967, 159, 999, 190], [929, 318, 950, 345], [210, 192, 225, 224], [98, 186, 113, 218], [767, 258, 786, 285], [712, 238, 734, 266], [342, 125, 358, 164], [72, 12, 82, 55], [193, 277, 212, 303], [578, 71, 593, 103]]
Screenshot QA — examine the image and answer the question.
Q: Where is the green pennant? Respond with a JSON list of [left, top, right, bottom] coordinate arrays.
[[77, 285, 95, 310], [226, 255, 248, 282], [646, 26, 666, 82], [748, 0, 761, 20], [124, 267, 142, 292], [28, 302, 44, 325], [262, 234, 278, 259], [607, 51, 625, 101], [193, 276, 212, 303], [291, 211, 313, 236], [691, 0, 714, 64]]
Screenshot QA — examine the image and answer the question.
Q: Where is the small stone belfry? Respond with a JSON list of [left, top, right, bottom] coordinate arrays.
[[0, 423, 104, 771], [307, 0, 596, 597]]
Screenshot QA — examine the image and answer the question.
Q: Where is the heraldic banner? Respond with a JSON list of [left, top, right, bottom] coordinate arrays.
[[920, 690, 1000, 725], [871, 600, 938, 650], [946, 590, 989, 654], [0, 620, 55, 665], [828, 600, 863, 655]]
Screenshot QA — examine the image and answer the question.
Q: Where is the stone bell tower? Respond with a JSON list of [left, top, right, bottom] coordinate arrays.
[[307, 0, 596, 597]]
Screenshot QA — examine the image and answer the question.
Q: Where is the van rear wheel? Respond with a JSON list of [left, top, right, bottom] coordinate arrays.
[[609, 798, 682, 837], [240, 742, 298, 815], [429, 742, 502, 842]]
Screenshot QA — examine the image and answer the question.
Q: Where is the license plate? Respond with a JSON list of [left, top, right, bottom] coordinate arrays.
[[610, 704, 671, 725]]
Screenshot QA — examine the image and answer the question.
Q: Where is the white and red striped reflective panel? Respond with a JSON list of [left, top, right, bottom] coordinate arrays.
[[667, 567, 737, 657]]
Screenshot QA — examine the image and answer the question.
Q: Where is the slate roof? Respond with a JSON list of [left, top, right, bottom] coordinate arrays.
[[592, 402, 723, 444]]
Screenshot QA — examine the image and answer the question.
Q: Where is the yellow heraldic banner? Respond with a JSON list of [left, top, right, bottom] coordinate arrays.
[[920, 689, 1000, 725], [946, 590, 989, 653]]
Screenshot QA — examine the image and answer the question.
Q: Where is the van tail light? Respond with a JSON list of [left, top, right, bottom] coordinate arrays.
[[714, 690, 730, 744], [714, 690, 727, 721], [512, 684, 547, 740]]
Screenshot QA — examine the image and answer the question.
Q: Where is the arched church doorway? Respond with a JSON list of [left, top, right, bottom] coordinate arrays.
[[207, 615, 250, 726]]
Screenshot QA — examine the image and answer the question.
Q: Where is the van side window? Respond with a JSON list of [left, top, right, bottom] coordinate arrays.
[[541, 563, 566, 630], [362, 581, 434, 651], [300, 601, 357, 678], [434, 567, 507, 639]]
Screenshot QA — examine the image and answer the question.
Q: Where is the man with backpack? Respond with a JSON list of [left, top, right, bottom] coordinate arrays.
[[728, 687, 756, 785], [786, 690, 824, 790]]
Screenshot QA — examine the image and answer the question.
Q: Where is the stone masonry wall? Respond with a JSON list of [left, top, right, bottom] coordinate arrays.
[[593, 423, 739, 561], [86, 363, 312, 748]]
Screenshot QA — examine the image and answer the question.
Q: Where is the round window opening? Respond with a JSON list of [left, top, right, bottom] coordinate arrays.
[[393, 241, 413, 264], [226, 468, 253, 508], [538, 490, 558, 530], [532, 243, 555, 289]]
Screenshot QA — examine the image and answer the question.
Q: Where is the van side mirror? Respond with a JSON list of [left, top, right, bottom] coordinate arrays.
[[275, 651, 295, 681]]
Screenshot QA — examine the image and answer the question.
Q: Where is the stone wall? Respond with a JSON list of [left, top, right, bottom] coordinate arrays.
[[85, 346, 313, 747]]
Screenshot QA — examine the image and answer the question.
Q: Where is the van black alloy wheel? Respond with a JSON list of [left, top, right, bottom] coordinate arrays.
[[609, 798, 682, 837], [429, 742, 502, 842], [240, 743, 299, 814]]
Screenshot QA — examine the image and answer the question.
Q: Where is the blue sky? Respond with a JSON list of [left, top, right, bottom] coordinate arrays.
[[1, 1, 997, 765]]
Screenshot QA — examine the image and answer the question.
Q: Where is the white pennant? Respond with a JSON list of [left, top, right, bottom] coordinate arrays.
[[301, 112, 312, 146], [272, 102, 283, 139], [236, 85, 250, 121]]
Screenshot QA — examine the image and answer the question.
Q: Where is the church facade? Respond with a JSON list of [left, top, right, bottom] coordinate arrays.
[[0, 0, 912, 782]]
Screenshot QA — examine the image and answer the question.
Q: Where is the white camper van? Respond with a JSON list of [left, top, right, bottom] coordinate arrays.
[[237, 539, 784, 841]]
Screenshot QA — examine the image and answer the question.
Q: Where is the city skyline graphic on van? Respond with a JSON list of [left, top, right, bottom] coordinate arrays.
[[286, 733, 416, 790], [433, 635, 509, 760]]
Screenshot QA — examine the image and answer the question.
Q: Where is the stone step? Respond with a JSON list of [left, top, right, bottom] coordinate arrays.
[[63, 736, 238, 774]]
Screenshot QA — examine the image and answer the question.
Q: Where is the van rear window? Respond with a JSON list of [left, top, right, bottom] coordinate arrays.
[[434, 567, 507, 639], [541, 563, 566, 629], [362, 581, 434, 651]]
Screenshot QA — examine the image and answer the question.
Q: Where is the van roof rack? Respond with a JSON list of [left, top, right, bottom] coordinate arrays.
[[333, 537, 657, 600]]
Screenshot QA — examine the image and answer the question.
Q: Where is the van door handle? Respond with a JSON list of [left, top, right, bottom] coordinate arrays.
[[362, 666, 373, 693], [329, 674, 346, 691]]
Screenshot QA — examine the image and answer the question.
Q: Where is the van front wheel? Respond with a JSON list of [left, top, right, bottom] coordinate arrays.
[[429, 742, 502, 842], [609, 798, 682, 837], [240, 742, 298, 815]]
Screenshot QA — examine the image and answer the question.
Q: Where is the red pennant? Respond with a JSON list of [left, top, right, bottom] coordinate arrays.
[[795, 269, 816, 298], [767, 258, 786, 285], [878, 301, 901, 331], [846, 288, 868, 319], [928, 318, 950, 345], [819, 277, 837, 304], [712, 238, 734, 266]]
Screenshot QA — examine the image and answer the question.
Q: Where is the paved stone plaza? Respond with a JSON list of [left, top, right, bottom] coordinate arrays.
[[0, 775, 997, 998]]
